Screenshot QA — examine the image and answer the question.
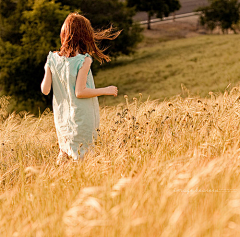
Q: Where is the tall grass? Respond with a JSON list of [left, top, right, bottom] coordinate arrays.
[[1, 88, 240, 236]]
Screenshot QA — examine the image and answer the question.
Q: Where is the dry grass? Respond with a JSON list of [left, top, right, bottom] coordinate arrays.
[[1, 90, 240, 236]]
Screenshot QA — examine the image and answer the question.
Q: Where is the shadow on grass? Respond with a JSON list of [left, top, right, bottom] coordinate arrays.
[[100, 39, 213, 70]]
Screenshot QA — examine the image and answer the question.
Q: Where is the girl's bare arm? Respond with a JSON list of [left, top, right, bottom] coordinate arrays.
[[41, 65, 52, 95], [75, 57, 118, 98]]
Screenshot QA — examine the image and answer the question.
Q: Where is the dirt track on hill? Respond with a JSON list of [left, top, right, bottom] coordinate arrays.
[[133, 0, 208, 21]]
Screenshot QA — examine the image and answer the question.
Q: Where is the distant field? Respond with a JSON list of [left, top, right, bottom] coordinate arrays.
[[96, 34, 240, 106]]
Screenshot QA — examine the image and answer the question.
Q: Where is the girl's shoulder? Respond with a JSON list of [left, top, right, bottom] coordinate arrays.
[[80, 53, 92, 59], [74, 53, 92, 62], [76, 54, 93, 73], [46, 51, 59, 62]]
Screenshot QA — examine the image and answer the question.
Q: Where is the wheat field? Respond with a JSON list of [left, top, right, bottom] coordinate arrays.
[[1, 89, 240, 236]]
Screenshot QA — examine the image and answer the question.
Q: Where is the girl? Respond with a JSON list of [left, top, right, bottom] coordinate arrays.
[[41, 13, 121, 164]]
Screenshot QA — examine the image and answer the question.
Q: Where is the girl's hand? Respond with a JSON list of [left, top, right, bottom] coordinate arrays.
[[105, 86, 118, 96]]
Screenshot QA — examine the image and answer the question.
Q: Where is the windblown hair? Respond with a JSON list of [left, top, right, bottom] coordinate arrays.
[[59, 13, 121, 63]]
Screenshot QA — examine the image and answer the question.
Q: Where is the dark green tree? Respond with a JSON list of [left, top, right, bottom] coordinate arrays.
[[196, 0, 240, 34], [127, 0, 181, 30], [0, 0, 28, 44], [0, 0, 69, 111]]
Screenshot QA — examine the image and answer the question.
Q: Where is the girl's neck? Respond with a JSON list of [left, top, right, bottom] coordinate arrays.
[[74, 51, 80, 56]]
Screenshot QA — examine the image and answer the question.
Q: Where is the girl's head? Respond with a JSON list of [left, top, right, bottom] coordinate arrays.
[[59, 13, 121, 63]]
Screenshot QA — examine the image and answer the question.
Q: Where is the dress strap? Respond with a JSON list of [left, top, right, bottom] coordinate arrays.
[[77, 53, 92, 73]]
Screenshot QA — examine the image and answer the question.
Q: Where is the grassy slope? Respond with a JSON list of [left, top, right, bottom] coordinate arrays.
[[96, 34, 240, 106]]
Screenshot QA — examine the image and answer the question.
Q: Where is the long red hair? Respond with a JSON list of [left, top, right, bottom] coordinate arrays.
[[59, 13, 121, 63]]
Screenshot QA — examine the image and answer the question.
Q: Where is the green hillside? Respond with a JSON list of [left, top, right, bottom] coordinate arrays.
[[96, 34, 240, 106]]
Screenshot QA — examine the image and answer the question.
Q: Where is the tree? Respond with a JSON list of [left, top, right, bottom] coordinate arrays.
[[0, 0, 28, 44], [0, 0, 69, 111], [127, 0, 181, 30], [196, 0, 240, 34]]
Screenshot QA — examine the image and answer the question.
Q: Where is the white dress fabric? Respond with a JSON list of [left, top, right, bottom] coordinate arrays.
[[46, 51, 100, 160]]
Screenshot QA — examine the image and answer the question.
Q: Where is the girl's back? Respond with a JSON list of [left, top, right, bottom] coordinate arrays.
[[47, 51, 99, 160]]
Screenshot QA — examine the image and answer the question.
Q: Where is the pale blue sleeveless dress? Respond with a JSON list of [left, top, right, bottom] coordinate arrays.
[[46, 51, 100, 160]]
